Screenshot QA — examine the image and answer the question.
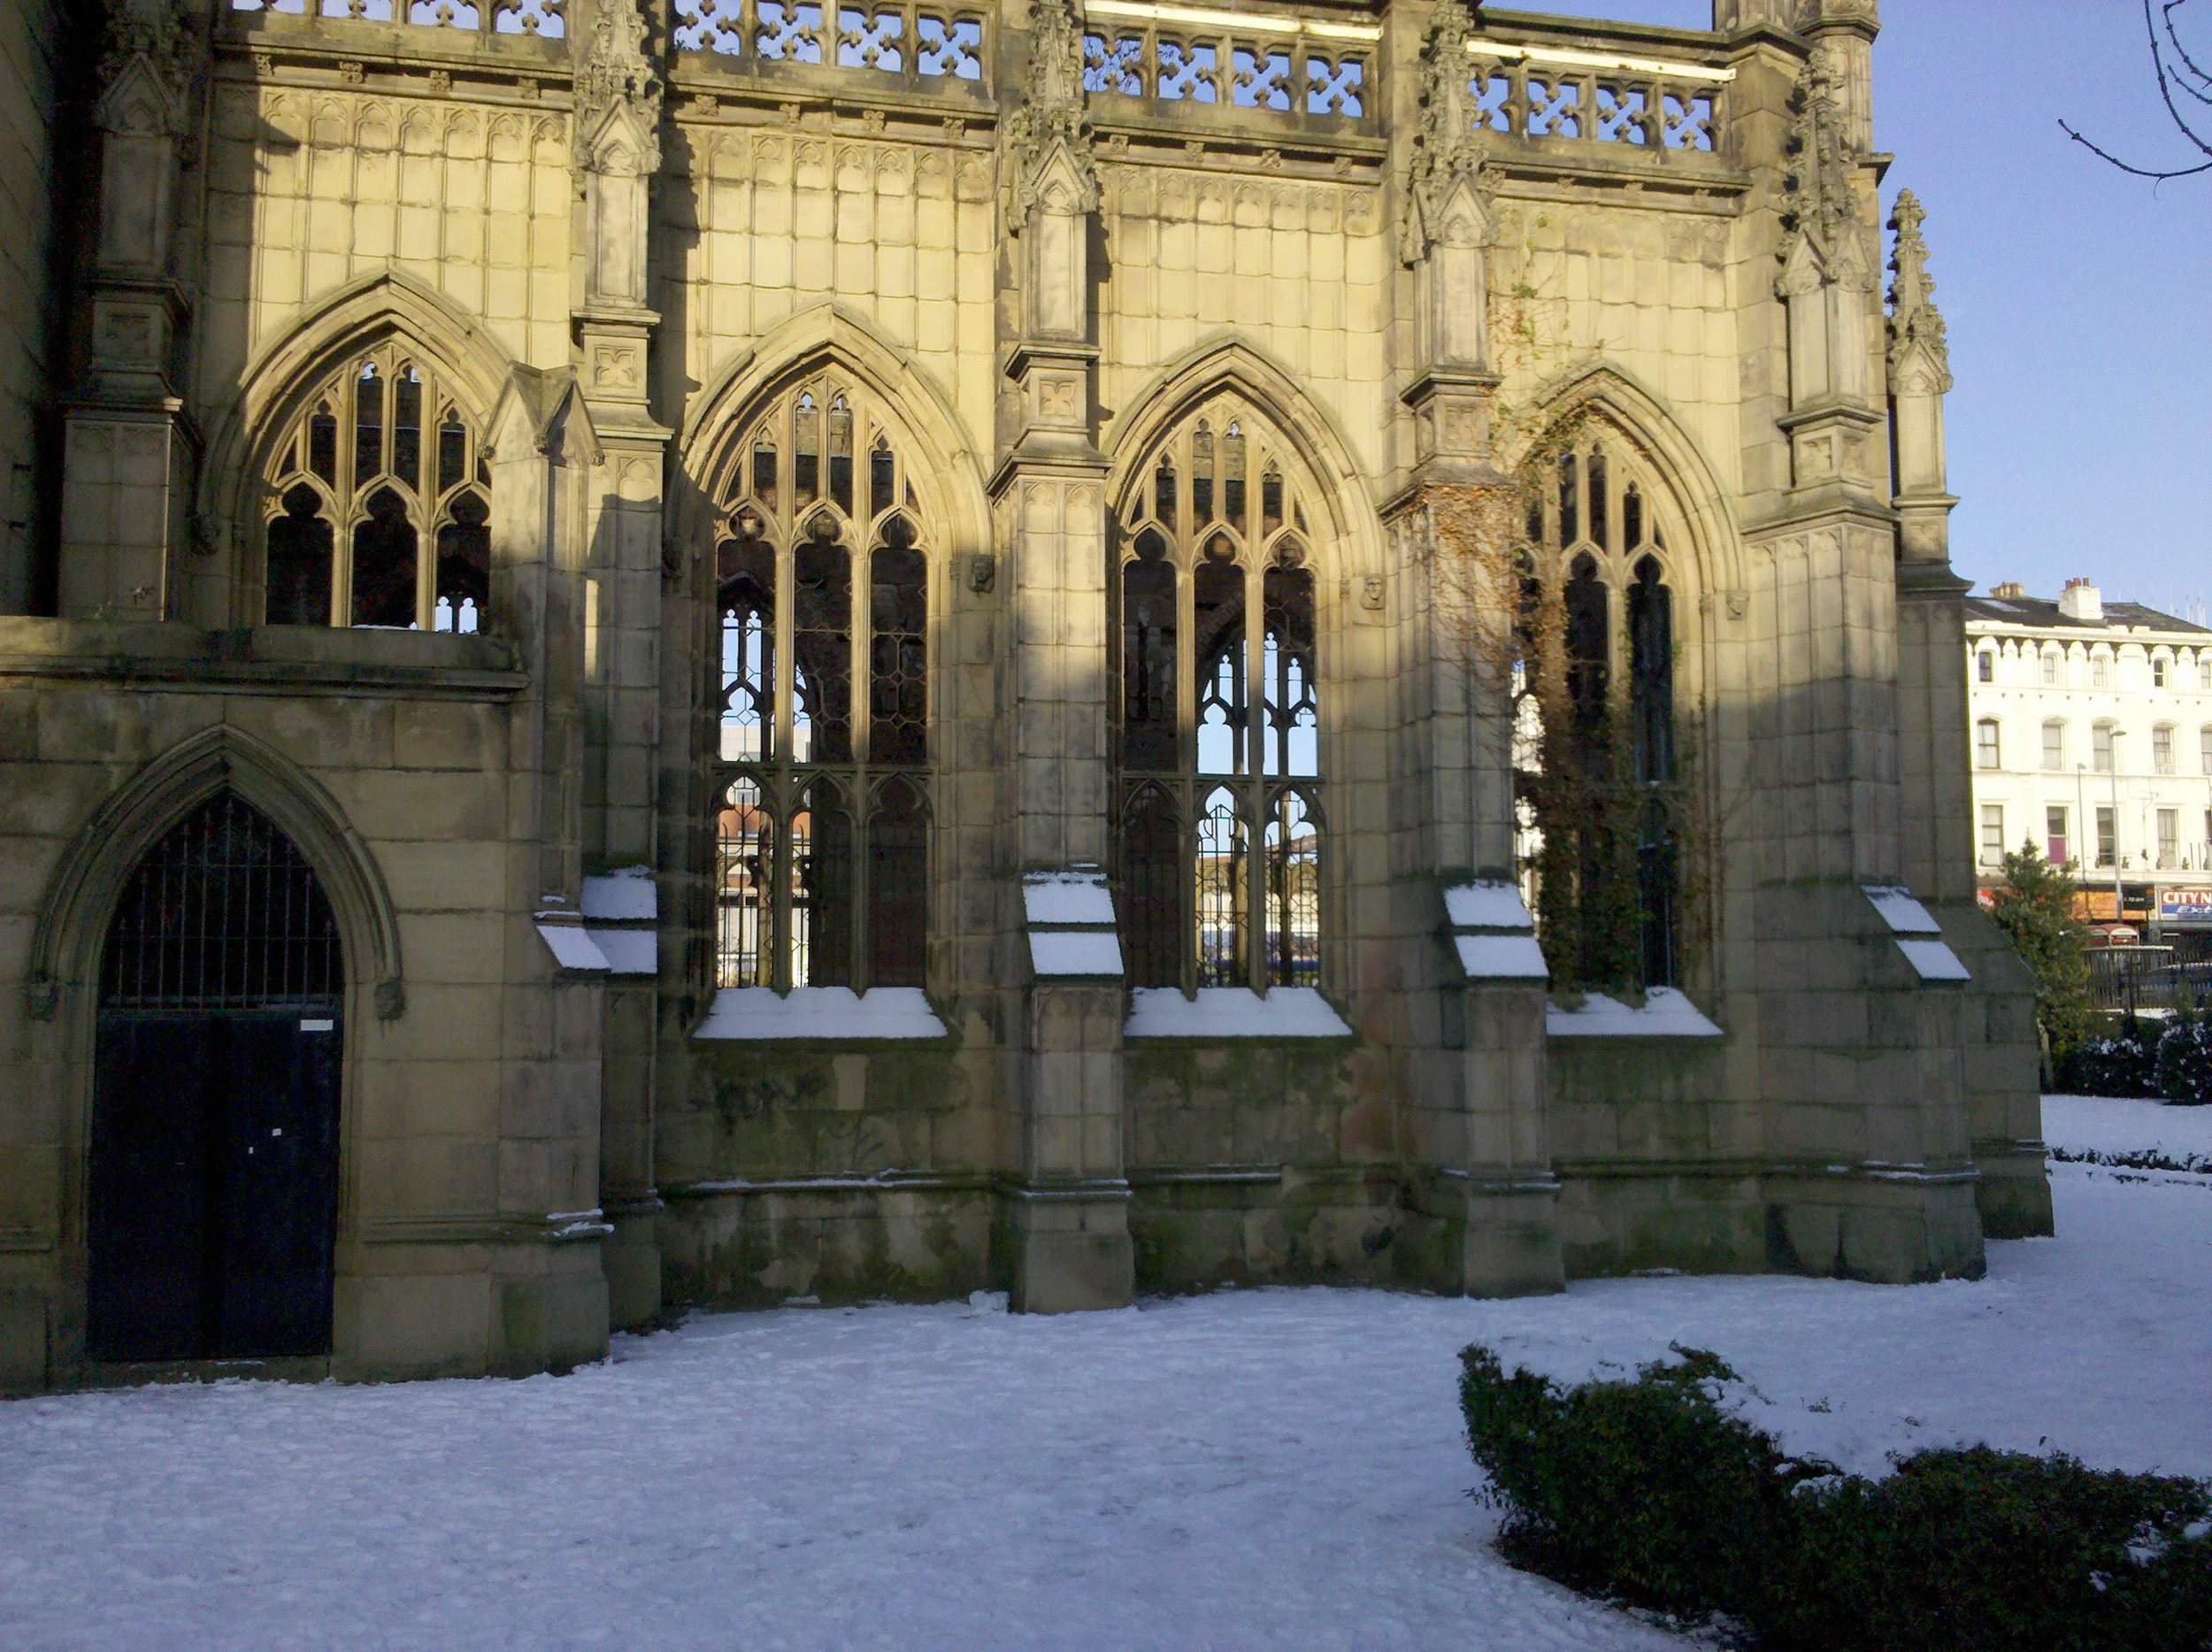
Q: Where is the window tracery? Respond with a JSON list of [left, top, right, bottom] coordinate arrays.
[[713, 378, 932, 992], [1513, 434, 1683, 993], [1113, 400, 1321, 992], [259, 347, 491, 633]]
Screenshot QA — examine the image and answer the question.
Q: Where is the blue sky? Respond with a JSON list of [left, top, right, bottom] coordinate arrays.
[[1515, 1, 2212, 619]]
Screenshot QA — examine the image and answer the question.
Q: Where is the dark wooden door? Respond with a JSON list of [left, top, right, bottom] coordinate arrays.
[[88, 1007, 342, 1362]]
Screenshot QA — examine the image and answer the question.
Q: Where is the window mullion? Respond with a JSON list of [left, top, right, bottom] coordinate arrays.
[[852, 525, 872, 988], [773, 541, 795, 994], [332, 376, 357, 628], [1181, 773, 1198, 998], [417, 500, 434, 633], [333, 502, 355, 628], [853, 779, 871, 992], [1244, 559, 1264, 987]]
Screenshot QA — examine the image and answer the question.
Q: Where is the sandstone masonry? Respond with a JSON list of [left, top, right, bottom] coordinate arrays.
[[0, 0, 2046, 1393]]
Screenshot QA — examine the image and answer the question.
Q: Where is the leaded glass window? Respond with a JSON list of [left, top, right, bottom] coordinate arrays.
[[259, 346, 490, 631], [713, 380, 931, 991], [1113, 400, 1323, 993]]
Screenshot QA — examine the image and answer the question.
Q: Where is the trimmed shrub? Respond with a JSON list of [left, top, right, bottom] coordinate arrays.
[[2060, 1017, 2164, 1098], [2158, 1018, 2212, 1106], [1767, 1448, 2212, 1652], [1457, 1344, 1813, 1617], [1461, 1343, 2212, 1650]]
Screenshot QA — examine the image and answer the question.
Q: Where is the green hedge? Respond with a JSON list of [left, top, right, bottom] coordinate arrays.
[[1461, 1344, 2212, 1650], [2059, 1016, 2166, 1098], [2159, 1019, 2212, 1106]]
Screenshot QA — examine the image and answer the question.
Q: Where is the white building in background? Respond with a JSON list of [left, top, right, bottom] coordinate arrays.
[[1965, 580, 2212, 925]]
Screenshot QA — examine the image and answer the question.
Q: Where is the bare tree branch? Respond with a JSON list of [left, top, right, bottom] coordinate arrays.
[[2060, 0, 2212, 181]]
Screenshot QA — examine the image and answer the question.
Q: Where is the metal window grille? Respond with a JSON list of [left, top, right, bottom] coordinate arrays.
[[101, 795, 343, 1009]]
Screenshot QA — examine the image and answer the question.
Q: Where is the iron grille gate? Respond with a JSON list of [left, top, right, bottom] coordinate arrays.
[[102, 794, 344, 1008], [88, 794, 345, 1363]]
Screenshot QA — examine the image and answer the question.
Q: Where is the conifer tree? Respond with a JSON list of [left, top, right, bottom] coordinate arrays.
[[1986, 844, 2093, 1061]]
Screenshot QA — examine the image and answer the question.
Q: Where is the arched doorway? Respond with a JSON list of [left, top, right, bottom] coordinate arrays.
[[88, 794, 345, 1362]]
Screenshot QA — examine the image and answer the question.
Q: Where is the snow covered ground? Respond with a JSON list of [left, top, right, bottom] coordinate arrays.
[[4, 1114, 2208, 1651]]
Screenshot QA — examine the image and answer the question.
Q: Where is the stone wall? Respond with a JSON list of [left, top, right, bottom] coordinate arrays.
[[0, 0, 58, 614], [0, 622, 607, 1389]]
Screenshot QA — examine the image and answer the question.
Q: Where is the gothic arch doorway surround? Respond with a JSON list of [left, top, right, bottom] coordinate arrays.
[[87, 794, 345, 1362]]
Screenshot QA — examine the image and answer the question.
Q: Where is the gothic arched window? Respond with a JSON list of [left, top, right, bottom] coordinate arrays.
[[1113, 402, 1321, 992], [1514, 435, 1683, 993], [260, 346, 491, 632], [713, 380, 932, 991]]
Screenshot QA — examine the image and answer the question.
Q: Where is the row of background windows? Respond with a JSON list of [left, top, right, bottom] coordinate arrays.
[[710, 405, 1686, 998], [252, 363, 1675, 996], [1976, 647, 2211, 690], [1981, 803, 2212, 872], [709, 388, 1330, 997], [1975, 719, 2212, 776]]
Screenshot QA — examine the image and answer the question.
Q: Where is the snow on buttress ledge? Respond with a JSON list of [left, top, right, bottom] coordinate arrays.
[[1021, 869, 1116, 927], [1443, 880, 1534, 932], [693, 987, 947, 1041], [1546, 986, 1722, 1037], [1863, 883, 1942, 935], [1125, 986, 1352, 1039], [581, 866, 657, 921]]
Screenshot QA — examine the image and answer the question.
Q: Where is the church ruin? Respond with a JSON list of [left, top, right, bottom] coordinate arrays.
[[0, 0, 2045, 1389]]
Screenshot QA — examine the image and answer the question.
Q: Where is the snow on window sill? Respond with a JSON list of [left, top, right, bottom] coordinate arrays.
[[1546, 987, 1722, 1039], [1125, 986, 1353, 1040], [693, 987, 949, 1041]]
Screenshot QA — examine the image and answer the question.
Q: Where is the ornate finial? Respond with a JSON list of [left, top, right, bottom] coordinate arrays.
[[1886, 188, 1950, 391], [1002, 0, 1099, 228], [1399, 0, 1496, 265], [1778, 43, 1873, 291], [575, 0, 662, 170], [101, 0, 188, 90]]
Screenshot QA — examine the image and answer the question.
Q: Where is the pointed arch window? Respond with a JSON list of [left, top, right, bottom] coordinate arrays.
[[713, 379, 932, 992], [1514, 435, 1686, 994], [1114, 401, 1323, 992], [258, 346, 491, 631]]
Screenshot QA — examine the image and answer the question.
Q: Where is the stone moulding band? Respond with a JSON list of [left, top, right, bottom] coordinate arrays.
[[663, 1172, 1133, 1204], [359, 1211, 614, 1245], [660, 1166, 1420, 1200], [662, 1170, 999, 1199], [1085, 0, 1379, 43], [1467, 40, 1736, 85], [1555, 1156, 1983, 1186], [1433, 1170, 1564, 1197]]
